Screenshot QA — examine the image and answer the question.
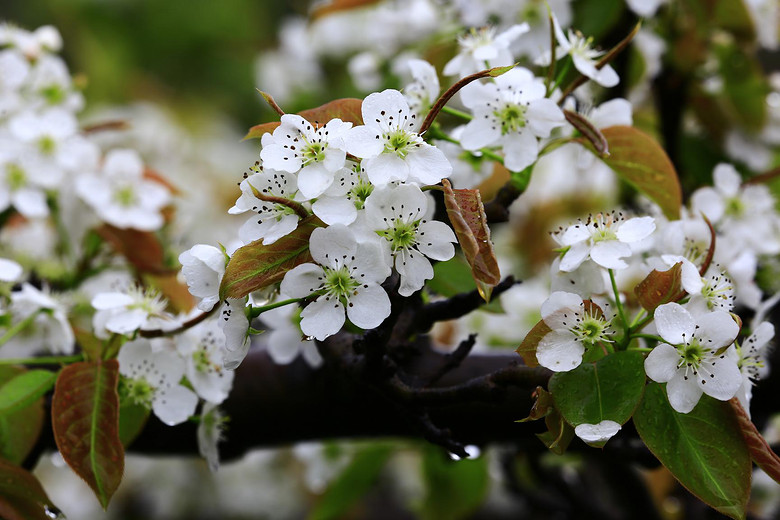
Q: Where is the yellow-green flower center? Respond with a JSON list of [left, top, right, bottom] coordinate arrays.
[[495, 104, 528, 134]]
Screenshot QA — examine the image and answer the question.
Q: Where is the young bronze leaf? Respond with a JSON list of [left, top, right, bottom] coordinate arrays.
[[442, 179, 501, 302], [96, 225, 171, 274], [596, 126, 682, 220], [244, 98, 364, 140], [519, 386, 555, 422], [730, 398, 780, 485], [310, 0, 383, 20], [537, 408, 574, 455], [0, 459, 56, 520], [0, 366, 45, 464], [52, 360, 124, 510], [515, 319, 550, 368], [220, 216, 324, 300], [634, 262, 683, 312]]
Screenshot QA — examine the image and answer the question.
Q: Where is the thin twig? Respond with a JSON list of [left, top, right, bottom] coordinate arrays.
[[425, 334, 477, 387], [139, 306, 218, 338]]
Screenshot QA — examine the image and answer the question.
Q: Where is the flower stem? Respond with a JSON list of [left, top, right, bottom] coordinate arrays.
[[440, 105, 473, 121], [630, 334, 663, 343], [139, 306, 219, 338], [0, 354, 83, 366], [608, 269, 628, 342], [0, 312, 41, 348], [249, 297, 302, 319]]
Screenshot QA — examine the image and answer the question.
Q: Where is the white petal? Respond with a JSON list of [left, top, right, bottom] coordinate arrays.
[[280, 263, 324, 298], [616, 217, 656, 243], [644, 343, 680, 383], [405, 145, 452, 185], [666, 371, 703, 413], [416, 221, 456, 261], [590, 240, 631, 269], [541, 291, 582, 320], [690, 188, 725, 223], [536, 331, 584, 372], [574, 420, 621, 443], [309, 224, 357, 266], [526, 99, 565, 137], [361, 89, 410, 129], [559, 242, 591, 272], [345, 125, 384, 158], [699, 350, 742, 401], [458, 117, 502, 151], [260, 143, 301, 173], [153, 385, 199, 426], [713, 163, 741, 197], [347, 284, 391, 329], [679, 259, 704, 294], [298, 163, 334, 199], [312, 196, 357, 225], [395, 248, 433, 297], [696, 311, 739, 349], [654, 303, 695, 345], [501, 131, 539, 172], [0, 258, 23, 282], [363, 153, 409, 185], [300, 297, 345, 340]]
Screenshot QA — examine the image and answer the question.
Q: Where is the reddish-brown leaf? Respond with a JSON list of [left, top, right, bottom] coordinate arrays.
[[0, 459, 55, 520], [245, 98, 364, 140], [52, 360, 124, 510], [310, 0, 383, 20], [143, 272, 196, 314], [566, 109, 608, 157], [96, 224, 172, 274], [220, 215, 324, 299], [0, 366, 44, 465], [518, 386, 555, 422], [597, 126, 682, 220], [730, 398, 780, 484], [442, 179, 501, 302], [634, 262, 684, 312]]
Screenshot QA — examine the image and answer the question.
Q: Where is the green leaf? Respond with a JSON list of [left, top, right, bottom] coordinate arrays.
[[0, 367, 45, 465], [572, 0, 624, 40], [0, 370, 56, 416], [487, 64, 516, 77], [308, 443, 393, 520], [549, 351, 646, 446], [220, 215, 324, 300], [244, 98, 364, 140], [633, 383, 751, 519], [428, 257, 503, 313], [634, 262, 683, 313], [717, 42, 769, 132], [118, 402, 150, 448], [0, 459, 56, 520], [442, 179, 501, 302], [596, 126, 682, 220], [418, 445, 489, 520], [52, 360, 124, 510]]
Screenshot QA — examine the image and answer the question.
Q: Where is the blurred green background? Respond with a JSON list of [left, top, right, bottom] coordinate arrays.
[[1, 0, 310, 128]]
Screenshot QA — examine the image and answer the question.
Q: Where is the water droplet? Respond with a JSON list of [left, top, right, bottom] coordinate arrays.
[[45, 505, 67, 519], [448, 445, 481, 461]]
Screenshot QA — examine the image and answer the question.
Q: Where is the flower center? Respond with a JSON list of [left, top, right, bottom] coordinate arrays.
[[379, 219, 420, 251], [324, 266, 359, 298], [495, 104, 527, 134], [38, 136, 56, 155], [701, 273, 734, 310], [114, 185, 137, 207], [385, 130, 414, 158], [302, 141, 326, 165], [679, 341, 704, 368], [6, 163, 27, 191], [40, 85, 65, 105], [121, 377, 155, 408], [349, 182, 373, 210], [571, 312, 612, 346], [725, 197, 744, 218]]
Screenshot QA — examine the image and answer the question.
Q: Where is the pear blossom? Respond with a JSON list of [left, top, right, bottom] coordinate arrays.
[[118, 338, 198, 426], [364, 184, 456, 296], [459, 67, 565, 172], [553, 212, 656, 272], [311, 161, 372, 226], [0, 147, 53, 218], [198, 402, 227, 472], [0, 257, 22, 282], [2, 283, 73, 357], [75, 148, 171, 231], [260, 115, 352, 199], [175, 319, 234, 403], [260, 297, 323, 368], [345, 89, 452, 186], [645, 303, 742, 413], [536, 291, 613, 372], [91, 286, 176, 339], [280, 225, 391, 340], [229, 166, 301, 245], [443, 24, 529, 79], [219, 297, 251, 370], [403, 58, 440, 117], [179, 244, 227, 312], [678, 260, 735, 314], [735, 321, 774, 414], [536, 14, 619, 88]]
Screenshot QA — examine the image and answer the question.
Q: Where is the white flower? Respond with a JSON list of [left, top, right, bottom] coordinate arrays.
[[364, 184, 456, 296], [536, 291, 613, 372], [676, 260, 735, 314], [403, 58, 440, 117], [443, 24, 529, 79], [75, 148, 171, 231], [260, 115, 352, 199], [118, 338, 198, 426], [346, 89, 452, 186], [175, 319, 234, 404], [261, 297, 323, 368], [574, 420, 621, 444], [735, 321, 774, 415], [310, 161, 373, 226], [219, 297, 251, 370], [625, 0, 668, 17], [553, 212, 656, 272], [645, 303, 742, 413], [198, 403, 227, 472], [91, 286, 174, 339], [536, 14, 619, 88], [459, 67, 565, 172], [2, 283, 73, 357], [229, 167, 301, 245], [280, 225, 391, 340], [179, 244, 226, 312]]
